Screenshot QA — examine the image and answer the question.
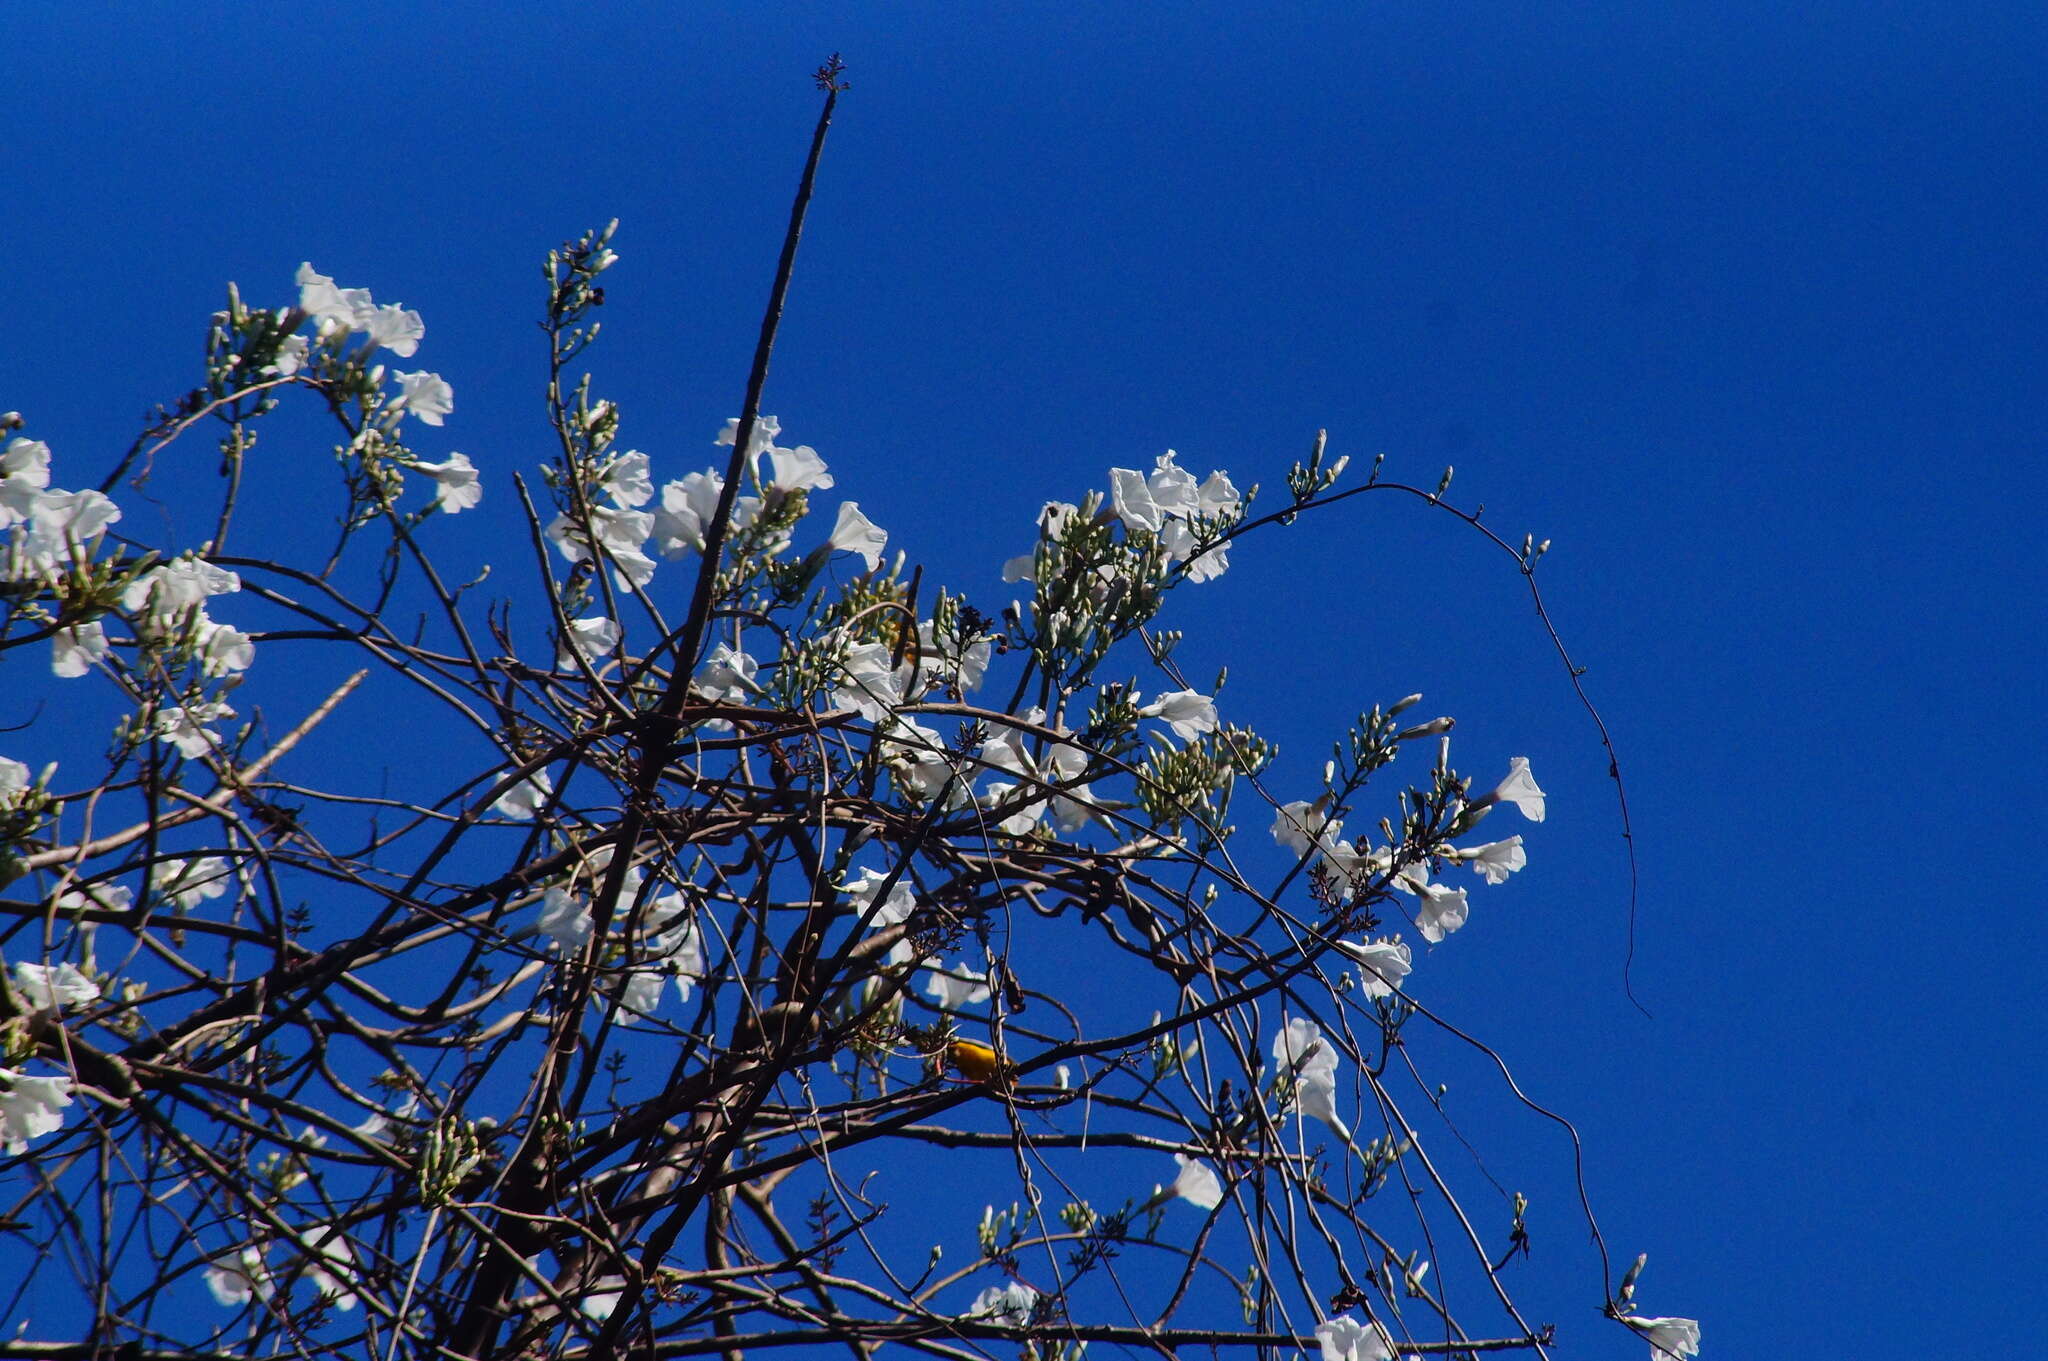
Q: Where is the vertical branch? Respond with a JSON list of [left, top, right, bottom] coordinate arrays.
[[663, 53, 849, 719]]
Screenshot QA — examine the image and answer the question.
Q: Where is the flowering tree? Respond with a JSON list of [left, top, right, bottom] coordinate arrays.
[[0, 66, 1698, 1361]]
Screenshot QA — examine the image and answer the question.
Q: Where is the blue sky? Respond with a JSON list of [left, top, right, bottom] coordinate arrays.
[[6, 3, 2044, 1356]]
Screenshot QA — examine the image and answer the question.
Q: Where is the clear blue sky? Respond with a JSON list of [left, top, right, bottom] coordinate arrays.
[[6, 3, 2043, 1357]]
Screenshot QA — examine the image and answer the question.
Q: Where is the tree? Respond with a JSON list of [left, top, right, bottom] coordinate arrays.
[[0, 67, 1698, 1361]]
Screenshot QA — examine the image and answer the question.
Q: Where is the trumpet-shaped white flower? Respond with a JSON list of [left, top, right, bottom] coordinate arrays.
[[1414, 882, 1470, 943], [1, 437, 52, 496], [362, 303, 424, 357], [152, 856, 234, 910], [1273, 1016, 1350, 1139], [546, 504, 657, 586], [302, 1227, 359, 1310], [766, 442, 833, 494], [1167, 1152, 1224, 1210], [715, 414, 782, 459], [599, 451, 654, 508], [845, 866, 917, 967], [155, 702, 235, 759], [12, 962, 100, 1012], [204, 1245, 273, 1306], [296, 263, 373, 331], [1335, 937, 1412, 998], [833, 641, 908, 720], [123, 554, 241, 623], [1315, 1314, 1396, 1361], [557, 616, 622, 669], [1456, 835, 1526, 884], [537, 887, 592, 951], [879, 715, 960, 804], [1626, 1315, 1702, 1360], [1273, 800, 1336, 854], [391, 370, 454, 425], [1110, 450, 1200, 531], [654, 471, 725, 556], [1483, 756, 1546, 822], [52, 619, 108, 678], [1140, 689, 1218, 743], [492, 769, 553, 820], [0, 1068, 75, 1153], [695, 643, 759, 703], [964, 1281, 1038, 1324], [197, 619, 255, 676], [827, 501, 888, 571], [9, 487, 123, 580], [0, 757, 29, 809], [412, 452, 482, 513], [923, 964, 991, 1010]]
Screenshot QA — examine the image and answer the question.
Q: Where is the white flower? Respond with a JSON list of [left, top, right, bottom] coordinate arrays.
[[204, 1245, 273, 1306], [1140, 689, 1218, 743], [0, 1067, 75, 1153], [833, 641, 908, 721], [1168, 1152, 1224, 1210], [1315, 1314, 1396, 1361], [267, 333, 309, 376], [1, 437, 52, 494], [645, 893, 708, 1001], [122, 554, 241, 623], [879, 715, 960, 804], [363, 303, 424, 357], [152, 856, 234, 910], [1196, 469, 1242, 517], [11, 488, 122, 578], [54, 882, 132, 915], [923, 965, 991, 1010], [302, 1227, 359, 1310], [1456, 835, 1526, 884], [155, 702, 235, 759], [766, 443, 833, 494], [392, 370, 454, 426], [964, 1281, 1037, 1324], [1272, 1016, 1338, 1085], [694, 643, 759, 703], [296, 263, 373, 331], [1042, 740, 1102, 833], [653, 471, 725, 557], [1273, 1017, 1349, 1140], [546, 505, 657, 587], [1109, 450, 1200, 532], [1273, 800, 1333, 854], [599, 451, 654, 509], [1164, 516, 1232, 581], [492, 769, 552, 820], [1627, 1316, 1702, 1360], [844, 866, 916, 966], [917, 619, 992, 693], [715, 414, 781, 458], [826, 501, 888, 571], [617, 965, 668, 1020], [12, 962, 100, 1012], [52, 619, 108, 678], [0, 757, 30, 809], [1335, 937, 1412, 998], [197, 619, 255, 676], [1484, 757, 1546, 823], [1414, 882, 1470, 944], [557, 616, 622, 669], [412, 452, 482, 513], [537, 887, 592, 951]]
